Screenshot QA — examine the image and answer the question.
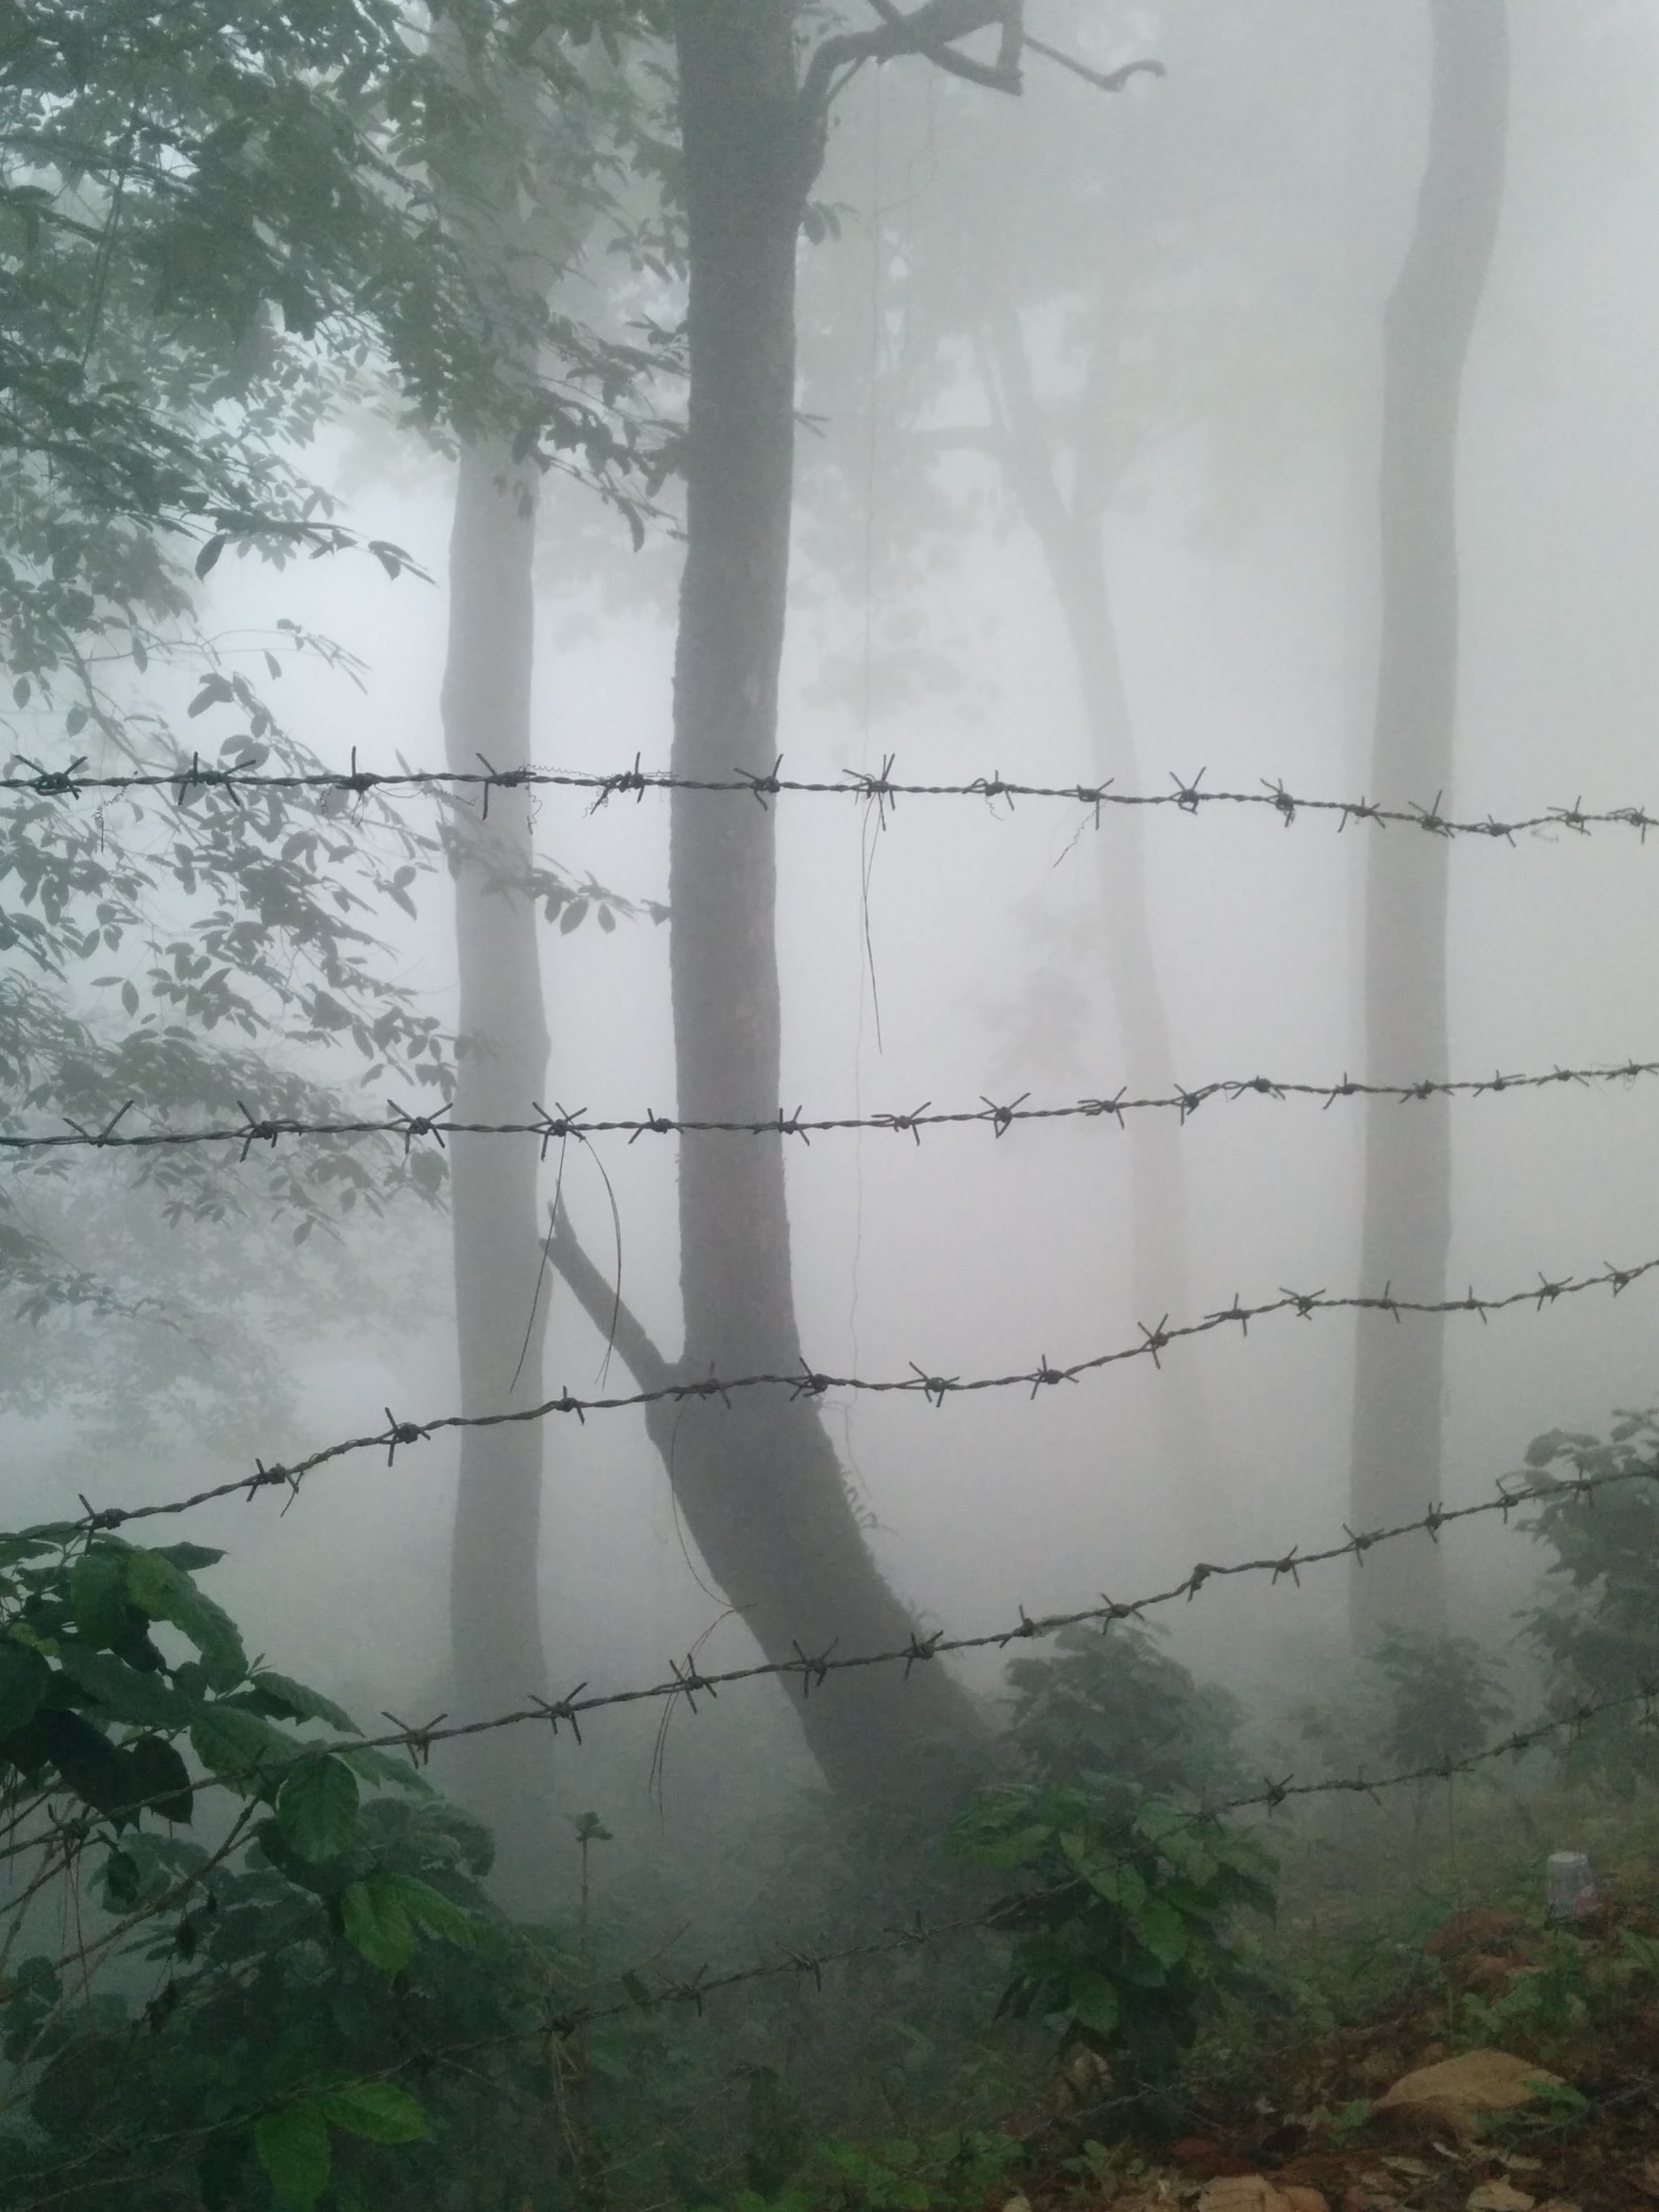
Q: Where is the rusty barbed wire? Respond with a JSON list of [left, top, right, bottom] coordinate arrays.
[[8, 1052, 1659, 1159], [8, 748, 1659, 841], [65, 1252, 1659, 1533]]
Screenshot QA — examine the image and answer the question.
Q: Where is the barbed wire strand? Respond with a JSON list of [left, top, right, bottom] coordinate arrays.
[[20, 1464, 1644, 1832], [9, 751, 1659, 843], [8, 1460, 1645, 1883], [64, 1254, 1659, 1533], [9, 1052, 1659, 1159], [223, 1466, 1659, 1767]]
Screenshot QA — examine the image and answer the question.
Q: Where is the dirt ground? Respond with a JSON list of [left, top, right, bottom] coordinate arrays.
[[1006, 1876, 1659, 2212]]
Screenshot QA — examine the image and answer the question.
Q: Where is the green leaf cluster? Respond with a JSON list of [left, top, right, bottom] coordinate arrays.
[[818, 2129, 1021, 2212], [1003, 1620, 1246, 1801], [0, 1525, 537, 2209], [1518, 1412, 1659, 1788], [1, 0, 676, 1376], [948, 1781, 1276, 2096], [1364, 1622, 1511, 1780]]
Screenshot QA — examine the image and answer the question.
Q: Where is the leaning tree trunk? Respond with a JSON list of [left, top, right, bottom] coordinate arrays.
[[562, 0, 988, 1807], [441, 438, 558, 1860], [979, 302, 1218, 1541], [1349, 0, 1508, 1640]]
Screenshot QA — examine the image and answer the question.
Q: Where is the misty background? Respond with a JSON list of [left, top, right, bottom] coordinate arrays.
[[7, 0, 1659, 1855]]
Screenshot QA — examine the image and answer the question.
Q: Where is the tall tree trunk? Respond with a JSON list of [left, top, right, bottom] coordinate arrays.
[[562, 0, 988, 1808], [1349, 1, 1508, 1640], [979, 303, 1216, 1538], [441, 438, 558, 1864]]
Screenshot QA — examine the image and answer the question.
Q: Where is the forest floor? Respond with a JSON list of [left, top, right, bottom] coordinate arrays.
[[1004, 1873, 1659, 2212]]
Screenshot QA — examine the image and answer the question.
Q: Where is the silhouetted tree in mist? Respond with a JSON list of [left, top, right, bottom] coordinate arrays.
[[441, 434, 559, 1862], [791, 2, 1357, 1543], [432, 28, 668, 1880], [971, 289, 1210, 1532], [1349, 0, 1509, 1638], [552, 0, 1153, 1807]]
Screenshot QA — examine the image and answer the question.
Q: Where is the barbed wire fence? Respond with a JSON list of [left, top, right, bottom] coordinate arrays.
[[10, 746, 1659, 2191], [4, 1462, 1650, 1878], [45, 1249, 1656, 1532], [7, 741, 1657, 1664], [7, 1642, 1656, 2211]]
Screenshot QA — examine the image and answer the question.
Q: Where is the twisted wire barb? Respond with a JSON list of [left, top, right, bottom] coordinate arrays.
[[68, 1254, 1659, 1532], [7, 753, 1659, 841], [7, 1054, 1659, 1157]]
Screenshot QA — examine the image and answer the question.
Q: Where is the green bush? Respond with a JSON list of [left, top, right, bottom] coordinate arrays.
[[1002, 1621, 1245, 1802], [1367, 1622, 1511, 1778], [946, 1781, 1275, 2100], [1519, 1412, 1659, 1789], [0, 1523, 594, 2209]]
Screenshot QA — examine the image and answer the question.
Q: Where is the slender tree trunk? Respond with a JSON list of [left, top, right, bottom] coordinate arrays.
[[623, 0, 987, 1806], [1349, 1, 1508, 1640], [441, 438, 558, 1858], [980, 305, 1218, 1538]]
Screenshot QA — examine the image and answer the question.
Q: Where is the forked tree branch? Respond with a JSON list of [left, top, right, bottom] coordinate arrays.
[[800, 2, 1162, 119], [801, 1, 1021, 116], [546, 1200, 674, 1400]]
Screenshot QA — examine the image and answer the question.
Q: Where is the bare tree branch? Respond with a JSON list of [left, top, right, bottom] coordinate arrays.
[[1023, 33, 1164, 96], [801, 0, 1024, 117], [546, 1201, 674, 1400], [800, 3, 1162, 120]]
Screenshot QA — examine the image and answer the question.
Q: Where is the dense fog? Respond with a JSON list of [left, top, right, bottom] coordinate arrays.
[[18, 3, 1656, 1704], [6, 5, 1659, 2204]]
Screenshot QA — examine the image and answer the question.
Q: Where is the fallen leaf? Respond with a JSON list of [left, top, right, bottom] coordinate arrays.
[[1379, 2050, 1565, 2139], [1381, 2159, 1432, 2179], [1465, 2184, 1534, 2212], [1200, 2178, 1282, 2212], [1200, 2176, 1322, 2212]]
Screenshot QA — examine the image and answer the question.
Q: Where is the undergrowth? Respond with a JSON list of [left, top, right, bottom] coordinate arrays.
[[1, 1414, 1656, 2209]]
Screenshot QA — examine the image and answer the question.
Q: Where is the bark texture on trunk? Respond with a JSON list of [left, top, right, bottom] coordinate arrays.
[[651, 0, 987, 1806], [1350, 1, 1508, 1639], [979, 304, 1215, 1537], [441, 441, 556, 1830]]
